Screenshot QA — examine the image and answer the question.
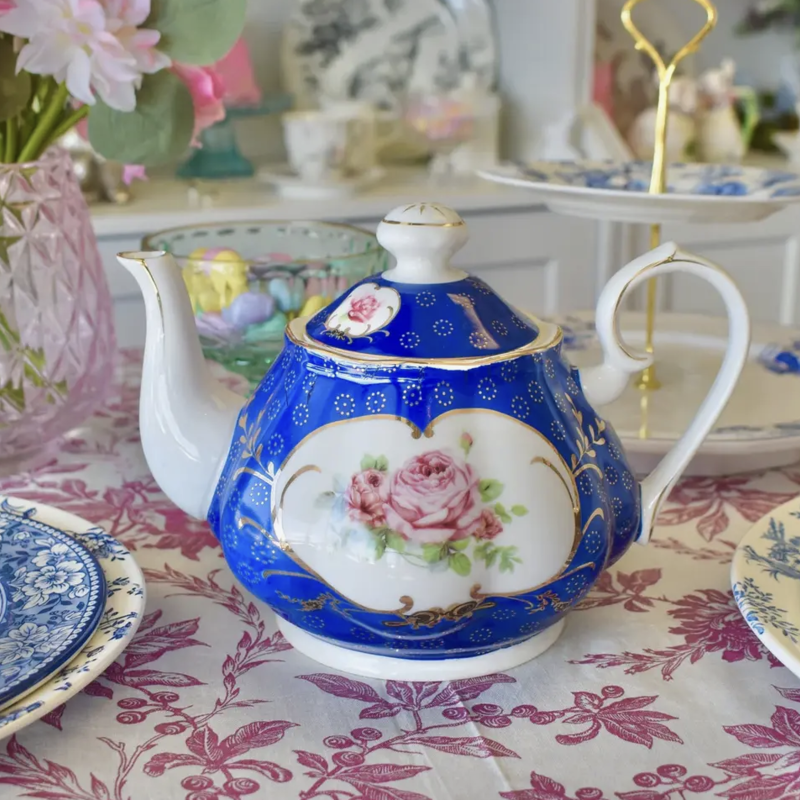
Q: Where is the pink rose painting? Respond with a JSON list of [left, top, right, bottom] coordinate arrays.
[[345, 469, 389, 528], [347, 294, 381, 325], [325, 283, 400, 340], [322, 434, 528, 576]]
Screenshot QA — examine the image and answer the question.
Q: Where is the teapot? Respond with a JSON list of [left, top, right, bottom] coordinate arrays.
[[118, 202, 750, 681]]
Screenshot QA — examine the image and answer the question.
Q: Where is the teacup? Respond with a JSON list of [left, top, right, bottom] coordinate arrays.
[[282, 111, 351, 183], [320, 98, 398, 173]]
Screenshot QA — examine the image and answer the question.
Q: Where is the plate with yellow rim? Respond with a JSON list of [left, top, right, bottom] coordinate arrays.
[[553, 311, 800, 476], [0, 496, 145, 741]]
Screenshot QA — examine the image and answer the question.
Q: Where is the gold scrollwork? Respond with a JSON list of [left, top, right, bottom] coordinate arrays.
[[567, 396, 606, 479], [233, 408, 277, 487], [383, 586, 495, 630]]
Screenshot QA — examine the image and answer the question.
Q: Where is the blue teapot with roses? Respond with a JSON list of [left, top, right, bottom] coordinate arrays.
[[118, 202, 750, 680]]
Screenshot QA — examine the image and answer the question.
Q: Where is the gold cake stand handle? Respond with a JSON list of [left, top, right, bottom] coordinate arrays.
[[621, 0, 718, 391]]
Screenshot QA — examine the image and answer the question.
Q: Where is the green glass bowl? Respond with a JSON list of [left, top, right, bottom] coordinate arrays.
[[142, 220, 388, 386]]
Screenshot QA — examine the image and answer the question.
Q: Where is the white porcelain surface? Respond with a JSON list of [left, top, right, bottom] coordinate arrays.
[[278, 618, 566, 681], [557, 311, 800, 476], [581, 245, 750, 540], [0, 497, 145, 740], [116, 252, 245, 520], [478, 161, 800, 224], [257, 165, 386, 200], [732, 496, 800, 680]]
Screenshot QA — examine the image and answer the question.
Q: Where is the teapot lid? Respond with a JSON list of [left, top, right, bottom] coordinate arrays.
[[303, 202, 540, 361]]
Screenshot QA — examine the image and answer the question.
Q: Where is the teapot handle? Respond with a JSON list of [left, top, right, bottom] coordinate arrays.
[[578, 242, 751, 545]]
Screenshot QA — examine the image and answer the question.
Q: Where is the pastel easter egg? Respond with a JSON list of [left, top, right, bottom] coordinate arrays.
[[242, 311, 288, 343], [222, 291, 276, 330], [210, 248, 245, 263], [299, 294, 330, 319], [269, 278, 294, 312]]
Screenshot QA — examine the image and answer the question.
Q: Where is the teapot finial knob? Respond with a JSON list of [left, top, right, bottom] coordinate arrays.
[[377, 202, 469, 285]]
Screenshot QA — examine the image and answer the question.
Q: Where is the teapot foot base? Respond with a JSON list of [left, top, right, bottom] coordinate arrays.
[[277, 619, 566, 681]]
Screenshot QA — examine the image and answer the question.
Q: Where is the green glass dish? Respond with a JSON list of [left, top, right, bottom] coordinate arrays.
[[142, 220, 388, 386]]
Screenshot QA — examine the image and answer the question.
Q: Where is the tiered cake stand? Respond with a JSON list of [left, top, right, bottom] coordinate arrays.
[[480, 0, 800, 476]]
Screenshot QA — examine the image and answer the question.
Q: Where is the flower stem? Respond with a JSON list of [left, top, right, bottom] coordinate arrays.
[[18, 82, 68, 163], [43, 105, 89, 151], [4, 117, 16, 162]]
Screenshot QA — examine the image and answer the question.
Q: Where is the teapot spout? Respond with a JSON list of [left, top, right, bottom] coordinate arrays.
[[117, 251, 246, 520]]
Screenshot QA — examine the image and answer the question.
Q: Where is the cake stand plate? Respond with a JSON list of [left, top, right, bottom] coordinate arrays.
[[554, 311, 800, 476], [479, 161, 800, 224]]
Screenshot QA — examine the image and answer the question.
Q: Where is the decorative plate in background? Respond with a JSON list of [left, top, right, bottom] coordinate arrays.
[[732, 496, 800, 680], [554, 312, 800, 476], [0, 501, 106, 710], [479, 161, 800, 224], [280, 0, 497, 111], [0, 497, 145, 740]]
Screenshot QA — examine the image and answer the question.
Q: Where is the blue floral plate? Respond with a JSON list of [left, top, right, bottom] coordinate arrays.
[[0, 499, 106, 710], [478, 161, 800, 224], [732, 496, 800, 679], [0, 497, 144, 740]]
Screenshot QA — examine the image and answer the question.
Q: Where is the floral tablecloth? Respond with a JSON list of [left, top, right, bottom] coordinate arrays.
[[1, 351, 800, 800]]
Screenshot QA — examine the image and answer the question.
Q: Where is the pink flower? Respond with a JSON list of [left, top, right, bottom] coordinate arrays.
[[0, 2, 16, 12], [104, 0, 171, 76], [172, 63, 226, 144], [470, 509, 503, 541], [213, 37, 261, 107], [0, 0, 167, 112], [122, 164, 146, 184], [383, 451, 482, 544], [346, 470, 389, 528], [347, 294, 380, 324], [669, 589, 763, 663]]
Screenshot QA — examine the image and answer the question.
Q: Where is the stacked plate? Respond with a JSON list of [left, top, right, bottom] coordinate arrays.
[[0, 496, 145, 740]]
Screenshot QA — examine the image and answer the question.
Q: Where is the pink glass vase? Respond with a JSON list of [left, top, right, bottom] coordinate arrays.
[[0, 148, 116, 469]]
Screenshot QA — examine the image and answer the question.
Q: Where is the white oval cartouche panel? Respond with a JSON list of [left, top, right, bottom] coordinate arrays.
[[273, 413, 578, 614]]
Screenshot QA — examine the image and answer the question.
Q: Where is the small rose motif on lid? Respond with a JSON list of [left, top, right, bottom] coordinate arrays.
[[324, 283, 400, 339]]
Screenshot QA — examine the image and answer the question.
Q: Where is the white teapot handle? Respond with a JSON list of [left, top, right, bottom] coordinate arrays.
[[578, 242, 751, 545]]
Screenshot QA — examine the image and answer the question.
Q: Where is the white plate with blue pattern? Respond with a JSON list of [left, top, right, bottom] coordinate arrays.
[[478, 161, 800, 224], [555, 312, 800, 476], [0, 501, 106, 711], [0, 497, 145, 740], [732, 496, 800, 680]]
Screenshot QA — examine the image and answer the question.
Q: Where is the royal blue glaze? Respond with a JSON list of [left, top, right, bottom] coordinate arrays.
[[208, 334, 642, 662], [305, 274, 539, 359]]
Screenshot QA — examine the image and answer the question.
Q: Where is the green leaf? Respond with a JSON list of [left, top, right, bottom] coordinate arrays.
[[375, 455, 389, 472], [386, 532, 406, 553], [360, 455, 377, 471], [449, 553, 472, 577], [88, 71, 194, 167], [374, 539, 386, 559], [147, 0, 247, 65], [450, 538, 470, 551], [459, 432, 473, 457], [494, 503, 512, 524], [511, 505, 529, 517], [422, 543, 446, 564], [479, 479, 504, 503], [485, 549, 498, 568], [0, 38, 31, 124]]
